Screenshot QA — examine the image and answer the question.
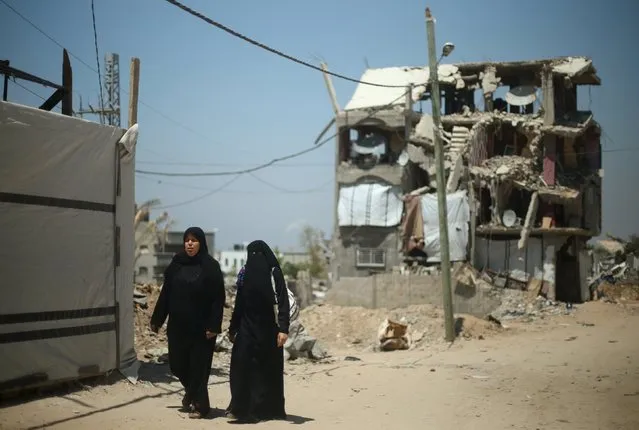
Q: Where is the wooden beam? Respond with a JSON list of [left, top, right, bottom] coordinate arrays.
[[128, 58, 140, 127], [320, 62, 340, 115], [39, 88, 64, 111], [0, 62, 62, 89], [61, 49, 72, 116], [2, 60, 8, 101]]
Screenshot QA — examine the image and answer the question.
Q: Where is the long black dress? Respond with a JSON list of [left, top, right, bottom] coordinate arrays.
[[150, 227, 225, 417], [227, 240, 290, 422]]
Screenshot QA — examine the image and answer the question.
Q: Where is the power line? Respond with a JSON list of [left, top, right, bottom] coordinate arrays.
[[9, 80, 62, 112], [247, 172, 332, 193], [136, 159, 333, 168], [135, 89, 413, 178], [90, 0, 105, 125], [136, 128, 335, 177], [136, 172, 331, 195], [0, 0, 239, 152], [10, 80, 45, 100], [161, 0, 408, 88], [153, 174, 244, 209], [0, 0, 99, 74]]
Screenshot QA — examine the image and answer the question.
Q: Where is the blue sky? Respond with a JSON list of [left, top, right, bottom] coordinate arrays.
[[2, 0, 638, 251]]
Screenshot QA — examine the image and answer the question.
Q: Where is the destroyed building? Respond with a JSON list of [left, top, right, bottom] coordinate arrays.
[[326, 57, 603, 304]]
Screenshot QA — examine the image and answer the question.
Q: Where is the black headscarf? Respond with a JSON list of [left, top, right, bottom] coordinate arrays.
[[172, 226, 210, 266], [242, 240, 280, 304]]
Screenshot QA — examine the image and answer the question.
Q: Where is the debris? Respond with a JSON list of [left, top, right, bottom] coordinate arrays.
[[565, 336, 577, 342], [133, 288, 148, 309], [284, 320, 329, 361], [377, 319, 410, 351]]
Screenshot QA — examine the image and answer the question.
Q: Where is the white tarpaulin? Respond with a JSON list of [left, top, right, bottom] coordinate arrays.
[[421, 190, 470, 262], [0, 102, 136, 392], [338, 183, 403, 227]]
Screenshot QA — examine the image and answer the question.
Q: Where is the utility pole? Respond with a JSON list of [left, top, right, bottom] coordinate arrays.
[[75, 52, 120, 125], [128, 58, 140, 127], [425, 7, 455, 342]]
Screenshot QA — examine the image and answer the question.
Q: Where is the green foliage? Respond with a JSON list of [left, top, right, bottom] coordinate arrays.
[[282, 261, 304, 279], [299, 225, 327, 278]]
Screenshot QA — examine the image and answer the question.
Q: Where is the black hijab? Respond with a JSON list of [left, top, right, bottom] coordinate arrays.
[[172, 226, 210, 266], [242, 240, 280, 304]]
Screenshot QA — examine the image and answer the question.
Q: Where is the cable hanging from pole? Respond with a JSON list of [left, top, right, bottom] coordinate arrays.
[[90, 0, 105, 125], [135, 88, 416, 178], [161, 0, 409, 88]]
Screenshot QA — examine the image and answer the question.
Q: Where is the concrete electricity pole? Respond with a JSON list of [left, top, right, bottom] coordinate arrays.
[[425, 7, 455, 342]]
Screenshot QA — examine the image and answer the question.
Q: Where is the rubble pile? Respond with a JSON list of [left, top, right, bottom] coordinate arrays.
[[378, 319, 410, 351], [133, 283, 236, 361], [133, 281, 329, 363], [488, 289, 568, 323], [589, 238, 639, 303], [471, 155, 538, 183], [299, 303, 501, 352]]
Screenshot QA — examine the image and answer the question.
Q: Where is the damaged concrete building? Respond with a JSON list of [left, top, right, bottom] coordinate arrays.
[[326, 56, 602, 304]]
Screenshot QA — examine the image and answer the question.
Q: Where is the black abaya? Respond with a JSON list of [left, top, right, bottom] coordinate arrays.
[[227, 240, 290, 422], [150, 227, 225, 416]]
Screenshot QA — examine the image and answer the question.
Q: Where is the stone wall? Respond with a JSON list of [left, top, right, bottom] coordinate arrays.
[[326, 268, 501, 317]]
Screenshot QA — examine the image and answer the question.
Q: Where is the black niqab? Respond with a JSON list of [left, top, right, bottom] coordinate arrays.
[[227, 239, 290, 421]]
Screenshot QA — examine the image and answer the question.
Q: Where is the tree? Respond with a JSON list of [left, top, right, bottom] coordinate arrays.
[[299, 225, 327, 278]]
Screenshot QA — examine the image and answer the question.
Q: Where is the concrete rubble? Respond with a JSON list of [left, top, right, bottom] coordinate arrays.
[[133, 278, 330, 365], [589, 238, 639, 303], [284, 320, 329, 361], [377, 319, 411, 351]]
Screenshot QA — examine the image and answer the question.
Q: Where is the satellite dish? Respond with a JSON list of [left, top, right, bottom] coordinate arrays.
[[502, 209, 517, 227], [505, 85, 537, 107], [397, 150, 409, 166]]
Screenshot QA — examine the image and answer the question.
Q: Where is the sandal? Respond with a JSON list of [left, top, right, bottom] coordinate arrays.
[[188, 411, 204, 419]]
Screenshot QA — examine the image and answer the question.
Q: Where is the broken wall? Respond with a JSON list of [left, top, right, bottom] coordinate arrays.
[[334, 227, 400, 278], [326, 272, 501, 317]]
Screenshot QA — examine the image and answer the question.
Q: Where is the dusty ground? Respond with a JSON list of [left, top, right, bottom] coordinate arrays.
[[2, 301, 639, 430]]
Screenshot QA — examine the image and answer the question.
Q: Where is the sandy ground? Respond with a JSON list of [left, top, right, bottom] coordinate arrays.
[[1, 301, 639, 430]]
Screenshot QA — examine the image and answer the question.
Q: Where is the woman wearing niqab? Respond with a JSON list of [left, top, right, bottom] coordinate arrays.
[[150, 226, 226, 419], [226, 240, 290, 423]]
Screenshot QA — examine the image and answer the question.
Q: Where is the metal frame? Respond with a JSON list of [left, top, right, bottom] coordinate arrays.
[[0, 49, 73, 115]]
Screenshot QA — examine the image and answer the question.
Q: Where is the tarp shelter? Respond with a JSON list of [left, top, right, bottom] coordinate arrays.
[[0, 101, 137, 392]]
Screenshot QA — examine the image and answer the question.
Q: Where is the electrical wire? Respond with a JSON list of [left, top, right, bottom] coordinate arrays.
[[90, 0, 105, 125], [136, 159, 332, 167], [0, 0, 99, 74], [2, 0, 426, 164], [152, 174, 243, 209], [0, 0, 234, 151], [136, 172, 332, 195], [161, 0, 408, 88], [135, 89, 413, 178], [247, 172, 332, 193], [10, 79, 45, 100], [9, 80, 62, 112]]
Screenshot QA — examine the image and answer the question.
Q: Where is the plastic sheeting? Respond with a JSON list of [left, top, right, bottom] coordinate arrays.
[[0, 102, 135, 392], [338, 183, 403, 227], [421, 190, 470, 262]]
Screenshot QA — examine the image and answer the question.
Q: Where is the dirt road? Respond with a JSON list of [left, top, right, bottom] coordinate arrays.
[[2, 302, 638, 429]]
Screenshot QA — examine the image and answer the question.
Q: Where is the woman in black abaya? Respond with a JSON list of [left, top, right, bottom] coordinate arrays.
[[150, 226, 225, 419], [226, 240, 290, 423]]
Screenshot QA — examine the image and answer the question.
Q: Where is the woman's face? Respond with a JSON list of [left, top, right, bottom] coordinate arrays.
[[184, 234, 201, 257]]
